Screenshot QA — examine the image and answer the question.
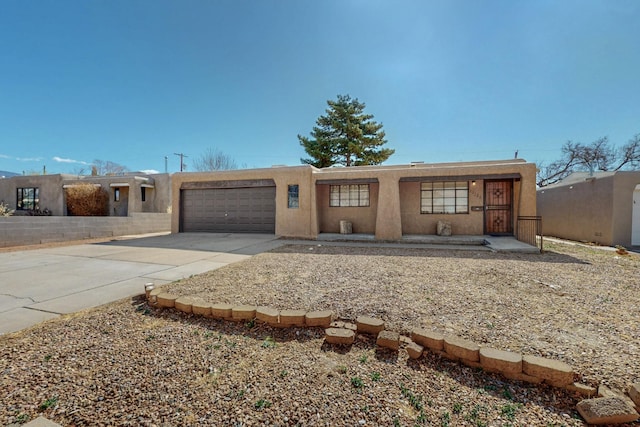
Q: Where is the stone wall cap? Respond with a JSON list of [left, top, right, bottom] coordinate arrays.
[[356, 315, 384, 326], [576, 396, 639, 425], [523, 354, 573, 372]]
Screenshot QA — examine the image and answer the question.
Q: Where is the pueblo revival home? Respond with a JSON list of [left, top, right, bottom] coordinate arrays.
[[0, 173, 171, 216], [171, 159, 538, 242]]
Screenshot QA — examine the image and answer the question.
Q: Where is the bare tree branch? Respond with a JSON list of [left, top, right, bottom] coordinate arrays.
[[614, 134, 640, 171], [537, 134, 639, 187], [192, 148, 238, 171], [92, 159, 129, 176]]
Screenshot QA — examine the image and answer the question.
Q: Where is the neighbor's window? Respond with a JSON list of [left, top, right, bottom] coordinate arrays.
[[114, 188, 120, 202], [329, 184, 370, 207], [141, 187, 146, 202], [421, 181, 468, 214], [287, 184, 299, 208], [17, 187, 39, 211]]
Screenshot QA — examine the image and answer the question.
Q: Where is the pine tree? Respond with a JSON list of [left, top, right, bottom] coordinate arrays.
[[298, 94, 394, 167]]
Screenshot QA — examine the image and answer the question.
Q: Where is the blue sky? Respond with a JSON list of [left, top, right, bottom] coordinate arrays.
[[1, 0, 639, 175]]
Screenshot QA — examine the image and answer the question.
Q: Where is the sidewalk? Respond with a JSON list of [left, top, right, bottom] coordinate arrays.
[[314, 233, 540, 253]]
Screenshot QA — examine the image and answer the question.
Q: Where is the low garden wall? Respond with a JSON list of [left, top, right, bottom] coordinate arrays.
[[0, 213, 171, 248], [147, 288, 640, 425]]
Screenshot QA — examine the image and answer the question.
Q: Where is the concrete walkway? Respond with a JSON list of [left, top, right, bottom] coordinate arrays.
[[316, 233, 540, 253], [0, 232, 539, 336]]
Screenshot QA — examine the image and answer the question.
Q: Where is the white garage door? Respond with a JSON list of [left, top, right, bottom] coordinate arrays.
[[180, 186, 276, 233]]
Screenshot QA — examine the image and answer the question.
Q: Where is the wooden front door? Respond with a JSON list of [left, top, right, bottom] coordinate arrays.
[[485, 180, 513, 235]]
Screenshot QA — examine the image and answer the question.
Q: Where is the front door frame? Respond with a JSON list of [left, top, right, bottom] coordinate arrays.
[[484, 179, 514, 235]]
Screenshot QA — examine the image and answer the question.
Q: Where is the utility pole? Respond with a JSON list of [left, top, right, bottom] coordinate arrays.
[[164, 156, 168, 174], [174, 153, 188, 172]]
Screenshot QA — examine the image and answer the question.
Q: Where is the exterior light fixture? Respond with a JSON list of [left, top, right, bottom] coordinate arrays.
[[145, 283, 155, 300]]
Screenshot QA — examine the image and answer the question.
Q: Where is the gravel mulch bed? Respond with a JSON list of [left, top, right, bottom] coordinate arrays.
[[1, 240, 638, 426]]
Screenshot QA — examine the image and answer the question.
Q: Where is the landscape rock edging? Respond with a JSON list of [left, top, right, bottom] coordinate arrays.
[[145, 288, 638, 425]]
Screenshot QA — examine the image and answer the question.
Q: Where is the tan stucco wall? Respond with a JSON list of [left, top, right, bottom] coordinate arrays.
[[170, 166, 316, 238], [0, 175, 68, 215], [170, 160, 537, 241], [66, 174, 172, 217], [112, 186, 129, 216], [146, 174, 172, 214], [316, 183, 379, 234], [312, 160, 537, 240], [538, 171, 640, 247], [399, 180, 485, 235], [0, 173, 172, 217], [538, 175, 616, 245]]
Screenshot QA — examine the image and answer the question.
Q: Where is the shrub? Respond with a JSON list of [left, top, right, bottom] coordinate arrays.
[[66, 184, 109, 216], [0, 202, 14, 217]]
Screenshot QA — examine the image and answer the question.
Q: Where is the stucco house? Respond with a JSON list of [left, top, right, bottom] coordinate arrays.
[[537, 171, 640, 247], [171, 159, 538, 242], [0, 173, 171, 216]]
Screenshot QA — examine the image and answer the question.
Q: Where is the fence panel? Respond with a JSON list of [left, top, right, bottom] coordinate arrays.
[[517, 216, 543, 251]]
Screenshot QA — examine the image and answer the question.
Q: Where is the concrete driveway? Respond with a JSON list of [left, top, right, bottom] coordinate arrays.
[[0, 233, 284, 335]]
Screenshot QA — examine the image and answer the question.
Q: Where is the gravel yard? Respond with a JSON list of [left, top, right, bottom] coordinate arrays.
[[1, 239, 638, 426]]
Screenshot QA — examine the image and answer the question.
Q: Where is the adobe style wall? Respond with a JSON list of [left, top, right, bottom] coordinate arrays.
[[611, 172, 640, 246], [316, 182, 380, 234], [399, 180, 485, 235], [170, 160, 537, 241], [67, 173, 173, 217], [538, 171, 640, 247], [539, 177, 612, 245], [170, 166, 318, 239], [311, 160, 537, 240], [0, 173, 173, 218], [0, 174, 70, 215], [0, 213, 171, 248]]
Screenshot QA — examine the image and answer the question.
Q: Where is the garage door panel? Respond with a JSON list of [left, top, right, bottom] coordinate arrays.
[[181, 187, 276, 233]]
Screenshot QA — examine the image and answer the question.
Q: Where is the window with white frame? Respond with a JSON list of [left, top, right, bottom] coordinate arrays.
[[329, 184, 370, 207], [421, 181, 468, 214]]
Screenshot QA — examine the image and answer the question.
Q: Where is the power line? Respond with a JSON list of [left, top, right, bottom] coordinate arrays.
[[174, 153, 188, 172]]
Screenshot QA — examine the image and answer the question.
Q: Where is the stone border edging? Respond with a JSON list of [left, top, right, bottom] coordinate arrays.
[[146, 287, 640, 425]]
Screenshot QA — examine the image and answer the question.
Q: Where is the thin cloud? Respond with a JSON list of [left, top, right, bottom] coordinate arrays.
[[16, 157, 43, 162], [53, 156, 90, 165], [0, 154, 10, 159], [140, 169, 160, 174]]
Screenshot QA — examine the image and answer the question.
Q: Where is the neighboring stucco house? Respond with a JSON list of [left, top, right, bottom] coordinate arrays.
[[0, 173, 172, 216], [171, 159, 538, 242], [537, 171, 640, 247]]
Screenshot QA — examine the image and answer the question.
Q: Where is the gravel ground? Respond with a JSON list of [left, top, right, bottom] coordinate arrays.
[[1, 239, 638, 426]]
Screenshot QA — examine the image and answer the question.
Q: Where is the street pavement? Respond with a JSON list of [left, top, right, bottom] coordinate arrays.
[[0, 233, 284, 335]]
